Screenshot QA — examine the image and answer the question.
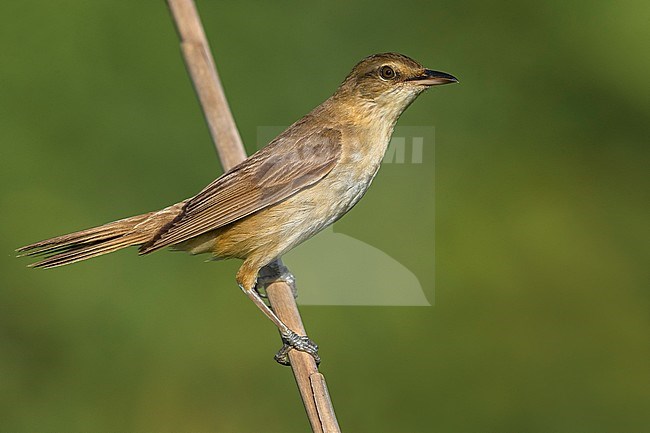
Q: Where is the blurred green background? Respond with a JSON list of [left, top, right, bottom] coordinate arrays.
[[1, 1, 648, 432]]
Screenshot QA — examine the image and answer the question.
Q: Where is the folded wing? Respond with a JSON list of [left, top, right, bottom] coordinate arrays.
[[139, 127, 342, 254]]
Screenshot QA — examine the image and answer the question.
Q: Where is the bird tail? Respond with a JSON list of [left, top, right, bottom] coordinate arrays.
[[17, 202, 185, 269]]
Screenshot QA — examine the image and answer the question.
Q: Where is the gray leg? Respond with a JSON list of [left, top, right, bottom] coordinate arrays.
[[239, 266, 319, 365], [240, 283, 291, 333]]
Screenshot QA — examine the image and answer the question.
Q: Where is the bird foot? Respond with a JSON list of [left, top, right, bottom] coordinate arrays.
[[275, 329, 320, 366], [256, 259, 298, 298]]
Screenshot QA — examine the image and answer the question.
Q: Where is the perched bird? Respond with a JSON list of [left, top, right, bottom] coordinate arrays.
[[18, 53, 457, 363]]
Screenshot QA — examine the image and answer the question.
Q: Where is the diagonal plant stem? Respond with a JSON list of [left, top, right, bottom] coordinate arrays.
[[166, 1, 341, 432], [166, 0, 245, 169]]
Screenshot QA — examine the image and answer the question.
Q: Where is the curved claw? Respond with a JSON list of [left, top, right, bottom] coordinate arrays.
[[275, 329, 320, 366]]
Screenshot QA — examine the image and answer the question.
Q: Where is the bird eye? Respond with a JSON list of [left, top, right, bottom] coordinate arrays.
[[379, 65, 396, 80]]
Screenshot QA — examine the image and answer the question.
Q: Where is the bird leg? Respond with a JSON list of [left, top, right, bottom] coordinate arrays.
[[238, 259, 319, 365]]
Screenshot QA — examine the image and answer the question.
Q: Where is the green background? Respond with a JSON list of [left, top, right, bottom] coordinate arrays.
[[1, 1, 648, 432]]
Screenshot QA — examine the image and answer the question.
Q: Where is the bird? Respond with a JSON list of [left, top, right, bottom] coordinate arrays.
[[18, 52, 458, 363]]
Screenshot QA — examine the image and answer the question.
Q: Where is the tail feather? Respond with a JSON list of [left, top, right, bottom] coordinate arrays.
[[17, 202, 185, 269], [25, 233, 151, 269]]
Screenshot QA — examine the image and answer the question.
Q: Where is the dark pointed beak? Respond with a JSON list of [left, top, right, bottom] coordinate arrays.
[[407, 69, 459, 86]]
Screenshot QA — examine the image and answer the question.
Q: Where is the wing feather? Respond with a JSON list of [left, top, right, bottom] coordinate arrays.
[[139, 127, 342, 253]]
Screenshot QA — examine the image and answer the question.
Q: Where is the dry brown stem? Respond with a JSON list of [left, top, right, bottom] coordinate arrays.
[[166, 1, 341, 431]]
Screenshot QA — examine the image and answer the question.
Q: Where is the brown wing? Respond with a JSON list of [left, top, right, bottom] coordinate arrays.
[[139, 127, 342, 254]]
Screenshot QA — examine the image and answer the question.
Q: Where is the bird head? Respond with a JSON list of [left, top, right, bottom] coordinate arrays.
[[334, 52, 458, 122]]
